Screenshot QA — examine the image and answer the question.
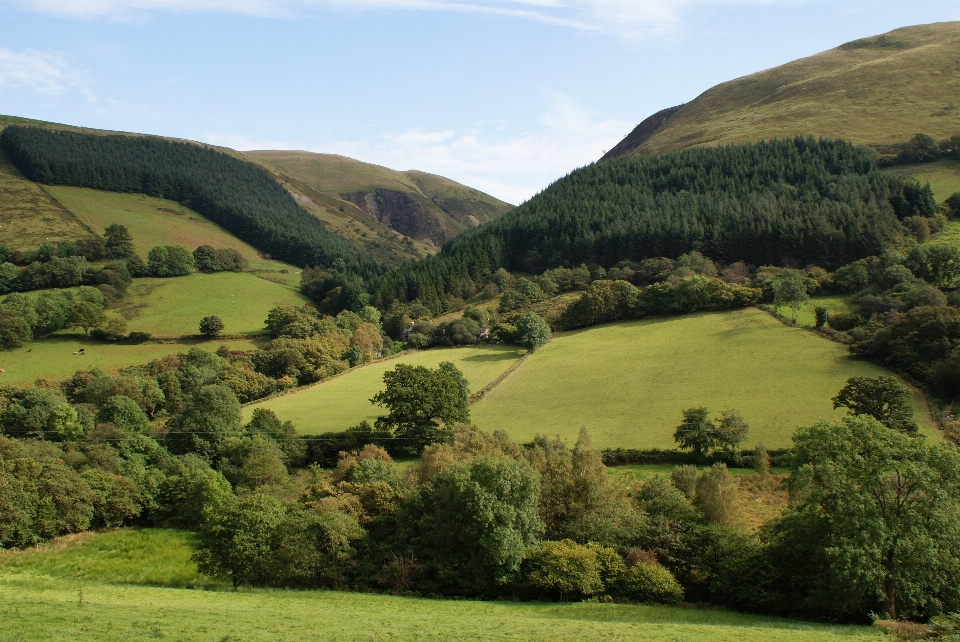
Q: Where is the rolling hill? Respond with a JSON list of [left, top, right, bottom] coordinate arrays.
[[0, 114, 511, 266], [604, 22, 960, 159], [246, 151, 513, 252]]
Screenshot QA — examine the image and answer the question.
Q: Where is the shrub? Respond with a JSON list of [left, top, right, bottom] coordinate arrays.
[[199, 316, 225, 338], [827, 311, 863, 331], [618, 563, 684, 605], [526, 539, 604, 601]]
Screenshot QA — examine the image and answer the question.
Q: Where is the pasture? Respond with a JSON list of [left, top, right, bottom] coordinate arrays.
[[773, 295, 852, 328], [469, 309, 936, 449], [119, 272, 308, 338], [243, 345, 525, 433], [0, 336, 260, 386], [0, 529, 882, 642]]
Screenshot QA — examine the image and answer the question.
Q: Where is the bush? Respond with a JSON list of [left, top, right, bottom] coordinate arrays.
[[199, 316, 225, 338], [618, 563, 684, 605], [126, 331, 152, 343], [827, 311, 863, 331], [525, 539, 604, 601]]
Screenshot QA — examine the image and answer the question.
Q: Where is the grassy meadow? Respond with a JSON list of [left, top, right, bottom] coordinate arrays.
[[0, 529, 882, 642], [0, 150, 96, 251], [118, 272, 308, 338], [469, 308, 936, 449], [244, 345, 525, 433], [773, 295, 852, 328], [0, 336, 261, 386]]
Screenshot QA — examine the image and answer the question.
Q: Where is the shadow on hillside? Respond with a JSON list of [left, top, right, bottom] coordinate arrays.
[[460, 351, 521, 363]]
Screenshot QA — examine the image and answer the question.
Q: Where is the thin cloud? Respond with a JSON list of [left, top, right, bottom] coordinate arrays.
[[9, 0, 786, 39], [0, 46, 91, 97]]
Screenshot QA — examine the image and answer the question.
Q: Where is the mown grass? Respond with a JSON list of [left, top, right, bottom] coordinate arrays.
[[119, 272, 308, 338], [244, 345, 525, 434], [0, 150, 95, 251], [632, 22, 960, 156], [0, 530, 882, 642], [469, 309, 936, 449], [0, 336, 261, 386]]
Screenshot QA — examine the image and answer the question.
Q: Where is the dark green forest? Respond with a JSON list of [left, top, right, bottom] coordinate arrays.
[[368, 138, 936, 309], [0, 126, 383, 275]]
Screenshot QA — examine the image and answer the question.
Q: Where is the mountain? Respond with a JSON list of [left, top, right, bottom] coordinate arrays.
[[245, 151, 513, 251], [0, 115, 511, 266], [605, 22, 960, 159]]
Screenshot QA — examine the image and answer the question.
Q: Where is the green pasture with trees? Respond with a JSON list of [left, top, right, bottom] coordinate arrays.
[[243, 345, 524, 434], [119, 272, 308, 338], [471, 309, 935, 449]]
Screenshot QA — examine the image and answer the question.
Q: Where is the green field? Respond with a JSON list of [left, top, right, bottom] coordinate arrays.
[[44, 186, 298, 278], [606, 464, 788, 486], [773, 295, 852, 328], [469, 309, 936, 449], [0, 336, 261, 386], [0, 529, 881, 642], [888, 159, 960, 203], [119, 272, 308, 338], [244, 345, 525, 433]]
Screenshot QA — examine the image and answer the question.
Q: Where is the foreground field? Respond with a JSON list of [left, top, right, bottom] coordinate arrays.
[[0, 336, 261, 386], [469, 309, 935, 449], [119, 272, 308, 338], [0, 529, 881, 642], [244, 345, 525, 433]]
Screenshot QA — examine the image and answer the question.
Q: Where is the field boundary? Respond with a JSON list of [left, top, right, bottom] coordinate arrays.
[[470, 350, 530, 404]]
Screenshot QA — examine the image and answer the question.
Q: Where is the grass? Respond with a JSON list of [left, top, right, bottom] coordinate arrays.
[[606, 464, 788, 486], [0, 150, 96, 251], [0, 336, 261, 386], [885, 159, 960, 203], [627, 22, 960, 156], [244, 345, 525, 434], [119, 272, 308, 338], [774, 295, 852, 328], [44, 186, 298, 276], [469, 308, 936, 450], [0, 529, 882, 642]]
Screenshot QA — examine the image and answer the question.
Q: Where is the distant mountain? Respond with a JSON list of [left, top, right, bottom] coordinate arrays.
[[605, 22, 960, 159], [0, 116, 511, 266], [245, 151, 513, 252]]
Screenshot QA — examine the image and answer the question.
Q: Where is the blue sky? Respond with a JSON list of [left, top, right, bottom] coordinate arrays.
[[1, 1, 959, 204]]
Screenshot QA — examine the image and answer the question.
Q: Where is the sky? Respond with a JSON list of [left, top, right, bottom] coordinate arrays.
[[1, 1, 959, 204]]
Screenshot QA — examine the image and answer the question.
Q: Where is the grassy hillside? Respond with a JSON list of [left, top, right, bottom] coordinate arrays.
[[0, 336, 260, 387], [118, 272, 308, 338], [0, 150, 97, 251], [887, 158, 960, 202], [243, 345, 525, 433], [248, 151, 513, 249], [612, 22, 960, 157], [244, 309, 934, 448], [0, 529, 882, 642], [472, 309, 935, 449]]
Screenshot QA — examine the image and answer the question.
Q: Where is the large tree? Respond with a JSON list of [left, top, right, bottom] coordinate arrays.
[[832, 376, 918, 434], [371, 362, 470, 451], [673, 407, 718, 459], [772, 271, 808, 323], [772, 416, 960, 620]]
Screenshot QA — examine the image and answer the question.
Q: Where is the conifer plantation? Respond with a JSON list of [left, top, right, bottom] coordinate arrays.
[[370, 138, 935, 309], [0, 126, 383, 275]]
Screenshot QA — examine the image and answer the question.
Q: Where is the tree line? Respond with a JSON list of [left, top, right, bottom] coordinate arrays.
[[0, 126, 383, 276]]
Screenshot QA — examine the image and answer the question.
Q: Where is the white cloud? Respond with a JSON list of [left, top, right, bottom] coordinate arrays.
[[0, 46, 91, 97], [213, 92, 632, 204], [9, 0, 784, 39]]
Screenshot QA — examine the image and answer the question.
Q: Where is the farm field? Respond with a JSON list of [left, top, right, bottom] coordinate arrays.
[[44, 185, 300, 279], [773, 295, 852, 328], [887, 159, 960, 203], [119, 272, 308, 338], [0, 529, 882, 642], [0, 336, 261, 386], [244, 345, 525, 433], [469, 308, 936, 449]]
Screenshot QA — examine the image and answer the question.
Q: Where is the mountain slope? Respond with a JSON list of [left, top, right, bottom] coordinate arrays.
[[246, 151, 513, 249], [607, 22, 960, 158]]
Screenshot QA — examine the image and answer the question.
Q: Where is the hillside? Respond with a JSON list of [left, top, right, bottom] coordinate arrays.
[[605, 22, 960, 158], [0, 529, 883, 642], [246, 309, 935, 449], [246, 151, 513, 250]]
